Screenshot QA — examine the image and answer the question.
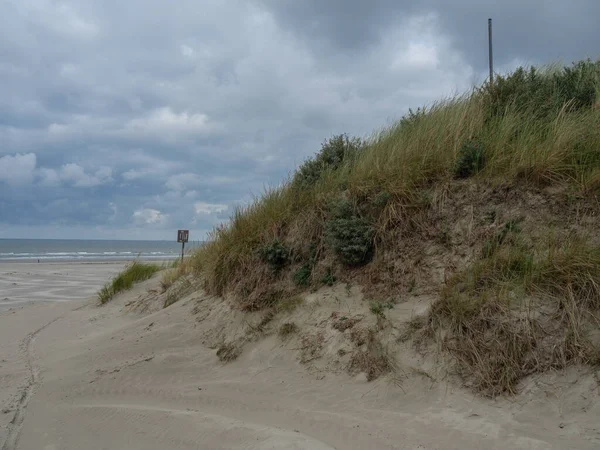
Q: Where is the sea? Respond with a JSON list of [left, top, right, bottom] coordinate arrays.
[[0, 239, 196, 262]]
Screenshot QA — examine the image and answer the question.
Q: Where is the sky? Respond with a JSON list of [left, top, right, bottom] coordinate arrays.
[[1, 0, 598, 240]]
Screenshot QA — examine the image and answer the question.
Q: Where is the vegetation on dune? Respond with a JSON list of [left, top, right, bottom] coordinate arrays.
[[422, 230, 600, 396], [191, 59, 600, 298], [186, 59, 600, 394], [98, 261, 161, 304]]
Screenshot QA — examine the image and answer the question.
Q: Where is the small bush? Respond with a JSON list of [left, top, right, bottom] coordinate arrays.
[[372, 191, 391, 208], [98, 261, 160, 304], [293, 134, 363, 188], [259, 240, 289, 272], [320, 267, 336, 286], [293, 264, 311, 287], [454, 140, 485, 178], [325, 200, 374, 266], [369, 301, 393, 317], [484, 60, 600, 119]]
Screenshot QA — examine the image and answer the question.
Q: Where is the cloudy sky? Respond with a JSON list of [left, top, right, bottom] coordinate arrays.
[[1, 0, 598, 240]]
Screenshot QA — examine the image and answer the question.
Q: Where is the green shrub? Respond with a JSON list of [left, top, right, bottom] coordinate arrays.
[[369, 301, 393, 316], [293, 264, 312, 287], [454, 140, 485, 178], [260, 240, 289, 272], [372, 191, 391, 209], [294, 134, 363, 188], [320, 267, 336, 286], [97, 261, 161, 304], [484, 60, 600, 119], [325, 200, 374, 266]]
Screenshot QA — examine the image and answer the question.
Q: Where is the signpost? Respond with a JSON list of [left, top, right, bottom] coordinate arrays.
[[177, 229, 189, 263]]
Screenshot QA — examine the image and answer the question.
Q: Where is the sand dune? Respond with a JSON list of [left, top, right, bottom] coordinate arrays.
[[1, 264, 599, 449]]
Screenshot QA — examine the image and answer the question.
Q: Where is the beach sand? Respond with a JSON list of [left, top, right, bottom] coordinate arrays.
[[0, 262, 124, 311], [1, 263, 599, 449]]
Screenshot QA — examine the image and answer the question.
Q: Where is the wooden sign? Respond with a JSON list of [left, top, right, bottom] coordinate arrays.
[[177, 229, 189, 243]]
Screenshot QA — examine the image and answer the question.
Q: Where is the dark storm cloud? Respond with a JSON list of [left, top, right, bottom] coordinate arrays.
[[261, 0, 600, 69]]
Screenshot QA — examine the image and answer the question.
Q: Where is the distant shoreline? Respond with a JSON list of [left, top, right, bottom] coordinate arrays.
[[0, 257, 182, 265]]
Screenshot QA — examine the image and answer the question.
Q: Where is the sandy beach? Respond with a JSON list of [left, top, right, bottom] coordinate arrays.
[[0, 262, 125, 311], [1, 263, 599, 450]]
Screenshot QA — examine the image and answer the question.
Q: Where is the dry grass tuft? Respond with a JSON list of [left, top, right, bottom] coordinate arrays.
[[163, 277, 195, 308], [278, 322, 299, 338], [216, 343, 241, 362], [348, 329, 394, 381], [299, 332, 325, 363], [421, 236, 600, 396]]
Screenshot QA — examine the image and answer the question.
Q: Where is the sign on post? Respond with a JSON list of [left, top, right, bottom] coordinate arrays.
[[177, 229, 189, 262], [177, 229, 189, 243]]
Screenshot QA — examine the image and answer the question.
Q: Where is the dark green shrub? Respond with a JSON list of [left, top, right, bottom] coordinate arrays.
[[320, 267, 336, 286], [293, 264, 311, 287], [454, 140, 485, 179], [373, 191, 391, 209], [260, 240, 289, 272], [484, 60, 600, 119], [294, 134, 364, 188], [325, 200, 374, 266]]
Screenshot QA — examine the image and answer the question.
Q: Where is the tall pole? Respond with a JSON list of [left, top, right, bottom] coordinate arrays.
[[488, 18, 494, 85], [181, 241, 185, 263]]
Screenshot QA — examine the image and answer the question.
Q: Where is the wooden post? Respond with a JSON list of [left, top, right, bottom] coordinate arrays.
[[177, 229, 189, 263], [488, 18, 494, 85]]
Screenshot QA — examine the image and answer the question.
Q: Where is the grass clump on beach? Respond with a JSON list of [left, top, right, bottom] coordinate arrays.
[[98, 261, 161, 304]]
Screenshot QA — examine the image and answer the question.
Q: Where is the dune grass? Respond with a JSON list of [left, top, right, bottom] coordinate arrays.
[[190, 59, 600, 306], [181, 59, 600, 394], [98, 261, 161, 304], [424, 232, 600, 396]]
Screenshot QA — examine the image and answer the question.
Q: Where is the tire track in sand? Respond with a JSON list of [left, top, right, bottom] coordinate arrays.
[[1, 313, 69, 450]]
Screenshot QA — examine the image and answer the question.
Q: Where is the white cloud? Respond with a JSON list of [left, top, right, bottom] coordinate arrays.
[[180, 44, 195, 58], [47, 123, 70, 134], [37, 168, 61, 187], [194, 202, 228, 215], [59, 163, 113, 188], [165, 173, 200, 191], [126, 107, 215, 134], [0, 153, 37, 186], [133, 208, 167, 225]]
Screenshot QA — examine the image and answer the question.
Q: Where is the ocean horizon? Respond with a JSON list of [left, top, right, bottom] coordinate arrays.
[[0, 238, 201, 262]]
